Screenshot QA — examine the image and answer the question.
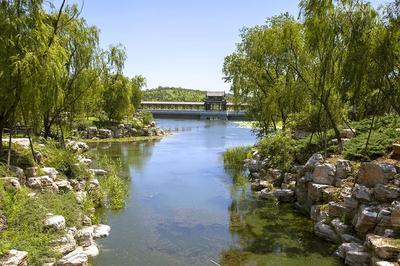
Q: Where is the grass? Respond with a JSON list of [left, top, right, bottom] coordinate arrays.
[[0, 138, 130, 263], [83, 135, 164, 143], [223, 146, 252, 172], [0, 185, 84, 264], [86, 155, 128, 210], [35, 141, 89, 179]]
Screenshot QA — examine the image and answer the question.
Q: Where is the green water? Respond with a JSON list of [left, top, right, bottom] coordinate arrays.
[[92, 119, 340, 266]]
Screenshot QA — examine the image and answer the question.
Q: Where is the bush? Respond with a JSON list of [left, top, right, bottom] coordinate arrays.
[[88, 155, 128, 210], [344, 115, 400, 161], [38, 141, 88, 179], [223, 146, 252, 172], [257, 133, 297, 172], [141, 112, 153, 126]]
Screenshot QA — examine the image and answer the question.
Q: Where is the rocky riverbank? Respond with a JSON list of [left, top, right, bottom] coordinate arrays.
[[245, 150, 400, 265], [0, 140, 118, 266], [75, 121, 165, 140]]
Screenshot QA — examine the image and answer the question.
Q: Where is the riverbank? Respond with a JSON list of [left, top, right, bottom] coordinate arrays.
[[0, 139, 128, 265], [83, 135, 165, 144], [224, 124, 400, 265]]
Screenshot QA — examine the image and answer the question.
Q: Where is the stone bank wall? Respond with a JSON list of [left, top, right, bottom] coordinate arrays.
[[246, 152, 400, 266]]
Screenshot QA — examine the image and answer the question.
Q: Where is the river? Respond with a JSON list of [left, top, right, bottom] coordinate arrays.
[[91, 119, 340, 266]]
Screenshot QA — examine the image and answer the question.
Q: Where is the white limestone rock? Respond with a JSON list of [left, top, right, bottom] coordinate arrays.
[[44, 214, 65, 231]]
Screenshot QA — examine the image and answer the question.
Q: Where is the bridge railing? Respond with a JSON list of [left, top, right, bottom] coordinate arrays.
[[140, 101, 247, 111]]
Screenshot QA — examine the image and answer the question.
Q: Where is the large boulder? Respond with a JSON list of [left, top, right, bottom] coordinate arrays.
[[345, 250, 370, 266], [375, 208, 392, 236], [391, 201, 400, 228], [314, 220, 340, 243], [313, 163, 336, 185], [75, 191, 87, 205], [57, 247, 88, 266], [1, 177, 21, 190], [82, 244, 99, 258], [305, 153, 324, 170], [24, 167, 38, 178], [273, 189, 295, 202], [76, 228, 94, 247], [66, 141, 89, 153], [51, 232, 77, 255], [328, 201, 354, 220], [366, 234, 400, 260], [336, 159, 352, 179], [86, 127, 98, 139], [335, 242, 365, 259], [357, 163, 397, 188], [310, 205, 329, 222], [374, 184, 400, 202], [331, 218, 352, 235], [89, 169, 106, 176], [353, 184, 373, 202], [308, 183, 330, 202], [0, 250, 28, 266], [353, 206, 378, 234], [26, 176, 58, 192], [55, 180, 73, 192], [41, 167, 59, 181], [97, 129, 113, 139], [92, 224, 111, 239], [44, 214, 65, 231]]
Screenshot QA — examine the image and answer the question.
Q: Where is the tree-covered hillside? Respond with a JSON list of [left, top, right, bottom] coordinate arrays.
[[142, 87, 207, 102]]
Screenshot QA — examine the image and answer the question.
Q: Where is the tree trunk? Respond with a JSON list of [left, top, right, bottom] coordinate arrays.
[[43, 115, 52, 139], [323, 102, 343, 152], [364, 114, 376, 157], [0, 118, 5, 157]]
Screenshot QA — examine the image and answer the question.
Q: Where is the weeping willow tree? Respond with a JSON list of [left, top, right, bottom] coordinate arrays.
[[223, 14, 307, 136], [224, 0, 400, 153], [0, 0, 146, 155], [0, 0, 68, 154]]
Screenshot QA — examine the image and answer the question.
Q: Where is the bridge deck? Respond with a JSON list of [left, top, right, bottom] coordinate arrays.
[[140, 109, 249, 121]]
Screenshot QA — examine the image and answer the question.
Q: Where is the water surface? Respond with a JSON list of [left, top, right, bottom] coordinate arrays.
[[93, 119, 339, 266]]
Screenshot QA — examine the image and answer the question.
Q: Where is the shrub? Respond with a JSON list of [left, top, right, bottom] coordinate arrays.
[[38, 141, 88, 179], [344, 115, 400, 161], [141, 111, 154, 126], [257, 133, 297, 172], [89, 155, 128, 210]]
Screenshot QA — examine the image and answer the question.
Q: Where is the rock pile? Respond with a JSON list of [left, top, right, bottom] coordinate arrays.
[[246, 150, 400, 265], [78, 123, 165, 140], [0, 142, 111, 266]]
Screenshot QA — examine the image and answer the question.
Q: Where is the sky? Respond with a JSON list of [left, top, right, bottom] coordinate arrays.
[[61, 0, 388, 92]]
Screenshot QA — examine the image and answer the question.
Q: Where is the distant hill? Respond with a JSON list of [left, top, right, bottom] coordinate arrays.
[[142, 87, 207, 102]]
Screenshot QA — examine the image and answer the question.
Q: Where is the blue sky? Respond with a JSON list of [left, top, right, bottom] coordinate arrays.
[[64, 0, 388, 91]]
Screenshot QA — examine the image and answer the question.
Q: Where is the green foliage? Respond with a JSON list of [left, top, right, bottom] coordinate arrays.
[[91, 155, 128, 210], [101, 74, 134, 122], [257, 133, 297, 172], [142, 87, 206, 102], [141, 112, 154, 126], [223, 146, 252, 172], [37, 141, 88, 179], [224, 0, 400, 154], [0, 186, 83, 264], [344, 116, 400, 160]]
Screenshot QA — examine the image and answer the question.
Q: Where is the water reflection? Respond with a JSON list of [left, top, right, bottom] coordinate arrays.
[[221, 167, 340, 265], [92, 119, 339, 266]]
